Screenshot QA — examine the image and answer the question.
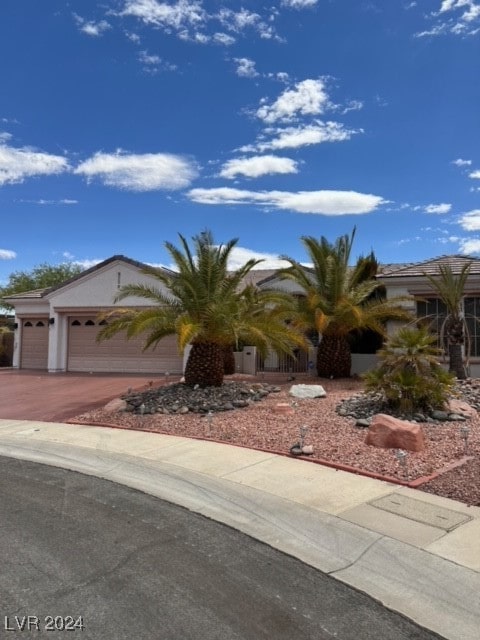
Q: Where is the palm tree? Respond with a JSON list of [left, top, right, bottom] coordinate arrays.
[[363, 325, 455, 414], [278, 228, 413, 378], [423, 262, 472, 379], [97, 231, 305, 387]]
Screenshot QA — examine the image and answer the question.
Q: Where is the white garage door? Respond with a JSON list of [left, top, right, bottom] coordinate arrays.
[[67, 317, 183, 374], [20, 318, 49, 369]]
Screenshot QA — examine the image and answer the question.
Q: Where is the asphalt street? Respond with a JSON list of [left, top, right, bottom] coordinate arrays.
[[0, 457, 445, 640]]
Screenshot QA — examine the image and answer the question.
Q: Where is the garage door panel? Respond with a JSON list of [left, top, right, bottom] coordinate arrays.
[[20, 319, 49, 370], [67, 318, 183, 373]]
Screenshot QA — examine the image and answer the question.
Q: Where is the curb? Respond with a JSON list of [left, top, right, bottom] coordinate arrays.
[[66, 419, 472, 489]]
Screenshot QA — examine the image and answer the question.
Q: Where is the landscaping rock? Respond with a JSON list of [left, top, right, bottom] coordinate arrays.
[[103, 398, 127, 412], [272, 403, 295, 415], [446, 398, 478, 419], [365, 414, 425, 452], [447, 413, 467, 421], [431, 410, 449, 421], [123, 381, 278, 415], [289, 384, 326, 399], [355, 418, 371, 428]]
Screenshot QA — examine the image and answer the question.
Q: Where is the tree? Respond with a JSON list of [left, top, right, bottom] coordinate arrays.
[[363, 326, 455, 415], [0, 262, 83, 309], [97, 231, 306, 387], [278, 228, 413, 378], [423, 262, 472, 379]]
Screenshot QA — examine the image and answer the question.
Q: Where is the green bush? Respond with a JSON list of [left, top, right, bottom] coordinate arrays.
[[363, 326, 455, 414]]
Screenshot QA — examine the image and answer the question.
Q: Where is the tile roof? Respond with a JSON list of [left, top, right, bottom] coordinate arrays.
[[378, 255, 480, 278], [3, 288, 50, 300]]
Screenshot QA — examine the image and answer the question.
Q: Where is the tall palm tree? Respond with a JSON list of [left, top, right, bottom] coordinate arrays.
[[423, 262, 472, 379], [97, 231, 305, 387], [278, 228, 413, 378]]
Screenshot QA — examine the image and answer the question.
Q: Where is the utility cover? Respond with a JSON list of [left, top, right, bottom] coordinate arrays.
[[369, 493, 472, 531]]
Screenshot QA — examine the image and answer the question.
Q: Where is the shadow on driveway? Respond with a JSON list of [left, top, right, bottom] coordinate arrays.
[[0, 370, 168, 422]]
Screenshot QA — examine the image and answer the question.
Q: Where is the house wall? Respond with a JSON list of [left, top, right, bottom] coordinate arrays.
[[47, 261, 169, 309]]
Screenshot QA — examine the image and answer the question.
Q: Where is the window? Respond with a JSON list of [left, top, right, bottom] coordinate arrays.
[[465, 298, 480, 357], [417, 297, 480, 357], [85, 320, 95, 326], [71, 320, 81, 326], [416, 298, 447, 347]]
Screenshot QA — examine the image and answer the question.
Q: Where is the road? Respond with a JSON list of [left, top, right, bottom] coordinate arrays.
[[0, 456, 444, 640]]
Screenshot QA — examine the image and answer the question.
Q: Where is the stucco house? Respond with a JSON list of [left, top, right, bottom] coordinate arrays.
[[6, 253, 480, 376], [6, 256, 185, 374]]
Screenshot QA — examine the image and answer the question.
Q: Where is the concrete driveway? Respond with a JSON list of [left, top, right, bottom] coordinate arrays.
[[0, 369, 167, 422]]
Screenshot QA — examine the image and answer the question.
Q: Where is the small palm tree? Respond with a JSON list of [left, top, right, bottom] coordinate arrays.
[[279, 228, 413, 378], [363, 326, 455, 414], [97, 231, 305, 387], [423, 262, 472, 379]]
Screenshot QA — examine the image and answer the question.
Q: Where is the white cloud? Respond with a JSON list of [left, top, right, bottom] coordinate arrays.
[[417, 1, 480, 36], [72, 258, 104, 269], [459, 209, 480, 230], [0, 143, 69, 186], [256, 79, 329, 124], [219, 155, 299, 179], [424, 203, 452, 214], [217, 8, 277, 40], [452, 158, 472, 166], [139, 51, 161, 65], [281, 0, 318, 7], [0, 249, 16, 260], [459, 237, 480, 254], [74, 151, 198, 191], [341, 100, 364, 114], [73, 14, 111, 36], [120, 0, 206, 30], [138, 50, 177, 72], [241, 121, 359, 152], [188, 187, 385, 215], [227, 246, 291, 270], [212, 32, 235, 45], [19, 198, 78, 205], [469, 169, 480, 178], [234, 57, 259, 78]]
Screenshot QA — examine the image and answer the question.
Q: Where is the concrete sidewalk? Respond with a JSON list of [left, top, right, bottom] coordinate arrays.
[[0, 418, 478, 640]]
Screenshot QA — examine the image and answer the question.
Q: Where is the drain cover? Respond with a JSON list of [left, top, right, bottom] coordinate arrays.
[[369, 493, 472, 531]]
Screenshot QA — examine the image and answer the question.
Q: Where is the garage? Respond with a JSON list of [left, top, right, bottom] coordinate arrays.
[[20, 318, 49, 370], [67, 316, 183, 374]]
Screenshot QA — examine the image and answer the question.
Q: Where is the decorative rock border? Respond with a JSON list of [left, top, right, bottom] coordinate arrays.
[[123, 381, 281, 415]]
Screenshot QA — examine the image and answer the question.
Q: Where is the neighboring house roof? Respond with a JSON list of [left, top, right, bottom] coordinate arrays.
[[242, 269, 279, 287], [3, 288, 50, 301], [379, 255, 480, 278]]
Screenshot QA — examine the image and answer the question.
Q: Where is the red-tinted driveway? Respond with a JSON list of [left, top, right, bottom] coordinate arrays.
[[0, 370, 170, 422]]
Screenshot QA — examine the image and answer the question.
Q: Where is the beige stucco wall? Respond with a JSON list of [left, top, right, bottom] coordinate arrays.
[[47, 261, 171, 309]]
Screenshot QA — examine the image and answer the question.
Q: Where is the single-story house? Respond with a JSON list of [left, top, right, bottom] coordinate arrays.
[[6, 256, 185, 374], [6, 253, 480, 376]]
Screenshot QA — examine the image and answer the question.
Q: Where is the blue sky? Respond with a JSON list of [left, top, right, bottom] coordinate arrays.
[[1, 0, 480, 282]]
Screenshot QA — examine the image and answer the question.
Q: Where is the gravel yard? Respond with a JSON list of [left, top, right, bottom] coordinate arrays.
[[71, 374, 480, 507]]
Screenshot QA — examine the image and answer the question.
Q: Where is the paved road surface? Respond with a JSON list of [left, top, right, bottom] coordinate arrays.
[[0, 457, 444, 640]]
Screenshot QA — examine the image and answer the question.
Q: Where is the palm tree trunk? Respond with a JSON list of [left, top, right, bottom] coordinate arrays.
[[222, 344, 236, 375], [317, 335, 352, 378], [448, 343, 467, 379], [184, 341, 224, 387]]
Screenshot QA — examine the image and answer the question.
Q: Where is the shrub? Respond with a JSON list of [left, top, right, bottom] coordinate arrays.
[[363, 326, 455, 414]]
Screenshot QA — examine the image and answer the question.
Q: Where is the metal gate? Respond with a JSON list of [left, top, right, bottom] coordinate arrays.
[[256, 348, 310, 374]]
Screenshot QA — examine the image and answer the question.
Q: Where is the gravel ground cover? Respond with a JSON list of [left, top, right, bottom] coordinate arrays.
[[71, 374, 480, 507]]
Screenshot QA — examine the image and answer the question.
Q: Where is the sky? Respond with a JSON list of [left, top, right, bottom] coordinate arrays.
[[1, 0, 480, 282]]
